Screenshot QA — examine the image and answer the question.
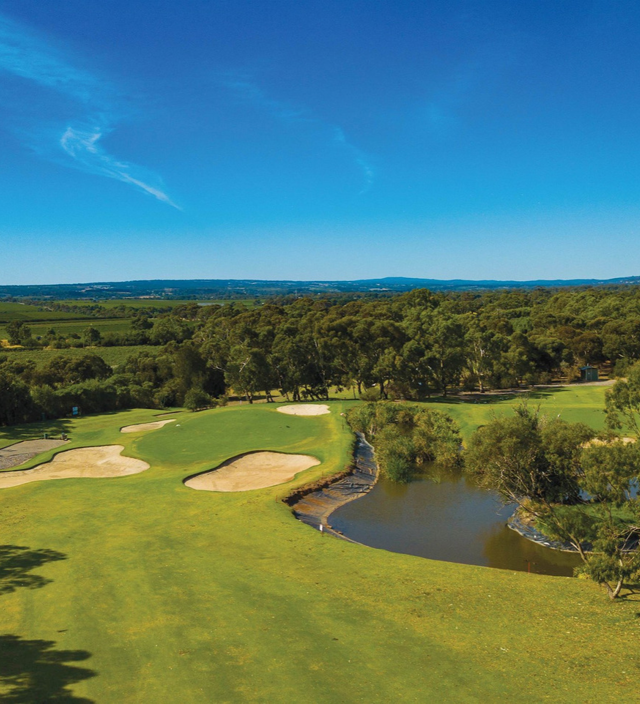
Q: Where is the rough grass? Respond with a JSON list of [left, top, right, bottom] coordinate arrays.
[[0, 391, 637, 702]]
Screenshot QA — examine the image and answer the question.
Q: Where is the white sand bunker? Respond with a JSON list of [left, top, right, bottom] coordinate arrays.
[[277, 404, 330, 416], [0, 445, 149, 489], [185, 452, 321, 492], [0, 439, 68, 470], [120, 419, 176, 433]]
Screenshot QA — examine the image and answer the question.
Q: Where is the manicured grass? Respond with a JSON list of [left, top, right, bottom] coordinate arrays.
[[0, 390, 637, 702], [420, 386, 609, 441]]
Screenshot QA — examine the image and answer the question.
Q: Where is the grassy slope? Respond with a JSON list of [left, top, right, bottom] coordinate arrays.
[[422, 386, 608, 442], [0, 391, 637, 702]]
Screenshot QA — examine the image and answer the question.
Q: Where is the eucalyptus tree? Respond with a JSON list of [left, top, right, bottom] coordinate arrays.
[[466, 403, 640, 599]]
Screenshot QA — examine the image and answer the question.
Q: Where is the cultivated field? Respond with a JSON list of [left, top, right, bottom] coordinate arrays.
[[0, 389, 636, 702]]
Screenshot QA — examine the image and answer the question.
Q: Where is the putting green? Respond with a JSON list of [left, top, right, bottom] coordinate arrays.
[[0, 390, 637, 702]]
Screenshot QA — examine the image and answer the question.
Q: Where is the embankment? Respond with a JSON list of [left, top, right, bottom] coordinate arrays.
[[287, 431, 378, 540]]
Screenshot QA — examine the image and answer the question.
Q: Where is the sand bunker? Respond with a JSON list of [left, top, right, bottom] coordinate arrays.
[[277, 404, 330, 416], [0, 445, 149, 489], [120, 419, 176, 433], [0, 439, 69, 470], [185, 452, 321, 492]]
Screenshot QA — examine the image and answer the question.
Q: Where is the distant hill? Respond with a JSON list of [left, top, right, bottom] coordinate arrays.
[[2, 275, 640, 300]]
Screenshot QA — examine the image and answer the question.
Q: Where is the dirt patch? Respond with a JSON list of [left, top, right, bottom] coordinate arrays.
[[120, 419, 176, 433], [0, 439, 69, 470], [583, 436, 636, 447], [185, 452, 320, 492], [0, 445, 149, 489], [277, 404, 330, 416]]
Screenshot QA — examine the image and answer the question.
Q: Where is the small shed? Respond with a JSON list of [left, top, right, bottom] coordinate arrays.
[[580, 365, 599, 382]]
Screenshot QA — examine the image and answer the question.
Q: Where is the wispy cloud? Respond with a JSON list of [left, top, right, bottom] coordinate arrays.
[[221, 74, 375, 194], [0, 13, 177, 207], [60, 126, 179, 208], [333, 127, 375, 195], [220, 77, 310, 125]]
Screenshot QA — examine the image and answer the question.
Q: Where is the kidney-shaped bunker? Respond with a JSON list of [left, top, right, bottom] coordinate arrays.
[[184, 452, 320, 492], [0, 445, 150, 489]]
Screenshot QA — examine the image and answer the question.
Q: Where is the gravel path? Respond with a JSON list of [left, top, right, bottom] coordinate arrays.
[[0, 439, 69, 470]]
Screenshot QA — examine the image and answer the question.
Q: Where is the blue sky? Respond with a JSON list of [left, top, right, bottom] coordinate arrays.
[[2, 0, 640, 284]]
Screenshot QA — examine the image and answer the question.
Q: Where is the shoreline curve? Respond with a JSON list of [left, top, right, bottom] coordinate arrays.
[[287, 432, 379, 540]]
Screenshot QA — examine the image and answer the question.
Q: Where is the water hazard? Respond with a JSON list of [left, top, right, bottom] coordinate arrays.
[[330, 466, 582, 577]]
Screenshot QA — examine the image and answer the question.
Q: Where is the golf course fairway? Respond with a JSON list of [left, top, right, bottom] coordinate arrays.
[[0, 390, 637, 702]]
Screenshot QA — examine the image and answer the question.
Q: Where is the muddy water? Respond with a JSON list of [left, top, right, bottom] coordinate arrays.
[[330, 467, 582, 577]]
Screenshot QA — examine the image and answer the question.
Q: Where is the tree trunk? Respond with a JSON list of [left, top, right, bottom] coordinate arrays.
[[606, 579, 624, 600]]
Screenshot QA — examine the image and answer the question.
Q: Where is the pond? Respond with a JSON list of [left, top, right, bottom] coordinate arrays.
[[330, 467, 582, 577]]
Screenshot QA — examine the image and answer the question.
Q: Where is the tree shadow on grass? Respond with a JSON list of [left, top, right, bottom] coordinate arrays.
[[0, 635, 96, 703], [616, 582, 640, 602], [0, 546, 97, 702], [0, 419, 74, 445], [0, 545, 67, 595]]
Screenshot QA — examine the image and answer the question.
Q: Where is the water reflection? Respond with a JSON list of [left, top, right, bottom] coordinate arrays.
[[330, 465, 582, 577]]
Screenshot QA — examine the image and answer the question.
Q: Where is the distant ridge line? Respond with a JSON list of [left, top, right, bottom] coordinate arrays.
[[1, 275, 640, 299]]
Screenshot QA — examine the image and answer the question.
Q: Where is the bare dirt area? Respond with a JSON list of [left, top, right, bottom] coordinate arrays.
[[0, 445, 150, 489], [120, 419, 176, 433], [584, 436, 635, 447], [185, 452, 320, 492], [277, 404, 330, 416], [0, 439, 69, 470]]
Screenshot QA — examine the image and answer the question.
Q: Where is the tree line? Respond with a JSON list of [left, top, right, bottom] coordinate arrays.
[[5, 284, 640, 422]]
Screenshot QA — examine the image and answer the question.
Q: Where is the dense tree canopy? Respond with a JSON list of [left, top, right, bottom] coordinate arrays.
[[6, 285, 640, 424], [466, 403, 640, 599]]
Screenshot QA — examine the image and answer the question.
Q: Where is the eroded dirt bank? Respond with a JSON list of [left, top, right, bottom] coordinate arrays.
[[288, 432, 378, 539]]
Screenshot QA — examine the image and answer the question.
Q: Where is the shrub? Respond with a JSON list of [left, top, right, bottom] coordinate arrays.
[[184, 387, 212, 412]]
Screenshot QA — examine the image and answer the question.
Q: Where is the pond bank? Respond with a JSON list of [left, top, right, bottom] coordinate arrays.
[[288, 432, 378, 540], [507, 514, 580, 552]]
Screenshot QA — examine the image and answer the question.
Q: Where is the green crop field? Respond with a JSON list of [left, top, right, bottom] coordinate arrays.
[[0, 345, 154, 369], [0, 302, 87, 323], [50, 298, 256, 309], [0, 388, 637, 702], [0, 318, 132, 341]]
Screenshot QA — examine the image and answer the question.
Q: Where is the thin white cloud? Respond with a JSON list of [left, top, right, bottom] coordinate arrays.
[[60, 126, 180, 208], [222, 74, 375, 194], [0, 13, 178, 207]]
